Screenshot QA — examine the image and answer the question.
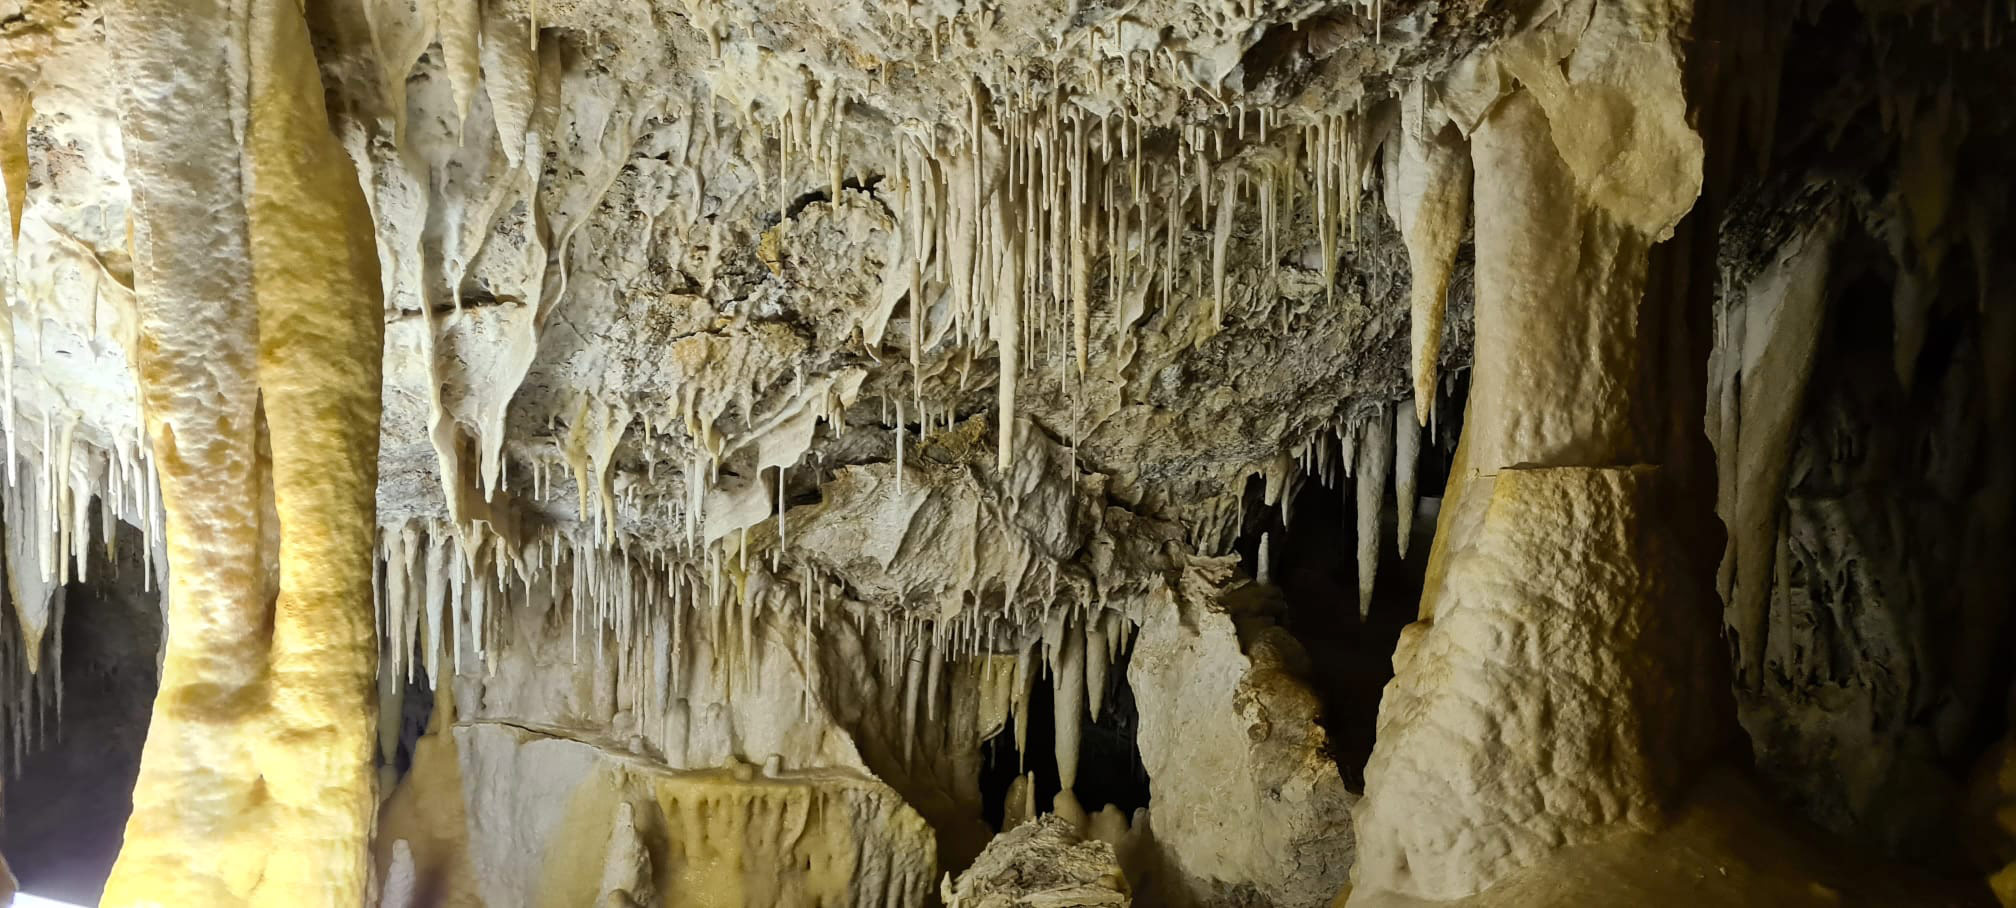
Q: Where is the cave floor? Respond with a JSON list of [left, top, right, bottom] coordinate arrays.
[[1341, 769, 1996, 908]]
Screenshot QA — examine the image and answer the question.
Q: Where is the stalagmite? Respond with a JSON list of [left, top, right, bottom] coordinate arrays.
[[1002, 772, 1037, 832], [1087, 804, 1128, 849], [1052, 789, 1088, 832], [101, 0, 385, 901], [379, 840, 418, 908], [596, 802, 658, 906]]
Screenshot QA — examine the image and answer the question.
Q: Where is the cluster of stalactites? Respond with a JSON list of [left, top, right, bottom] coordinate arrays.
[[0, 427, 166, 774], [1203, 382, 1463, 618], [0, 0, 1485, 779], [967, 605, 1147, 896], [365, 0, 1471, 650], [371, 514, 1126, 734], [371, 514, 1148, 803], [724, 71, 1461, 625], [870, 88, 1388, 472], [371, 519, 845, 771], [518, 370, 860, 550], [612, 43, 1398, 478], [969, 605, 1138, 789], [373, 520, 813, 706]]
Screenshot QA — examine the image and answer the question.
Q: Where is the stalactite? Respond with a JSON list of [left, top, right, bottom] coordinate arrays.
[[1394, 398, 1420, 558], [992, 203, 1023, 473], [1083, 618, 1108, 722], [1211, 175, 1236, 326], [1386, 82, 1473, 425], [1048, 612, 1085, 793], [1355, 406, 1392, 617], [1012, 641, 1033, 773]]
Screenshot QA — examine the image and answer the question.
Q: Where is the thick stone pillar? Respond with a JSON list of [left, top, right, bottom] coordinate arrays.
[[1351, 0, 1725, 900], [101, 0, 384, 903]]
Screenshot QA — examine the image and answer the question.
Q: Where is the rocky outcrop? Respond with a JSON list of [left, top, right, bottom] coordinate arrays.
[[942, 815, 1129, 908], [1129, 578, 1356, 907], [377, 713, 935, 907]]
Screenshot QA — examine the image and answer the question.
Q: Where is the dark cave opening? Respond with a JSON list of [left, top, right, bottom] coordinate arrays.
[[1233, 387, 1467, 791], [977, 640, 1151, 832], [1755, 232, 2016, 860], [383, 664, 436, 783], [1, 524, 161, 905]]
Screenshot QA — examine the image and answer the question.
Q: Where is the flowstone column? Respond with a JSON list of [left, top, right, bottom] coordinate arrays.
[[1351, 0, 1726, 901], [100, 0, 385, 903]]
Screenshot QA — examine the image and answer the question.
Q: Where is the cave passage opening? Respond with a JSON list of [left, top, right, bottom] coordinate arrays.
[[1234, 380, 1467, 790], [977, 639, 1150, 832], [381, 663, 436, 786], [1, 522, 161, 906]]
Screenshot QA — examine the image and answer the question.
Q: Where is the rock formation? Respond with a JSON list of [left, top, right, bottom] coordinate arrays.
[[0, 0, 2011, 905], [942, 814, 1129, 907]]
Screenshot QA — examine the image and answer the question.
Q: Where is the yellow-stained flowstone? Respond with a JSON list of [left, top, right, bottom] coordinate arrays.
[[99, 0, 384, 903]]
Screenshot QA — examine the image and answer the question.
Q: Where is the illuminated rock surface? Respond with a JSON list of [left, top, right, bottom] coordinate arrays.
[[0, 0, 2011, 905]]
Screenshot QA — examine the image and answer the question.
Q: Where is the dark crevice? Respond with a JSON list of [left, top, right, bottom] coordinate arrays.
[[387, 668, 434, 781], [1, 522, 160, 905], [1231, 390, 1465, 792], [449, 281, 514, 311], [1238, 19, 1319, 93], [777, 176, 887, 223]]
